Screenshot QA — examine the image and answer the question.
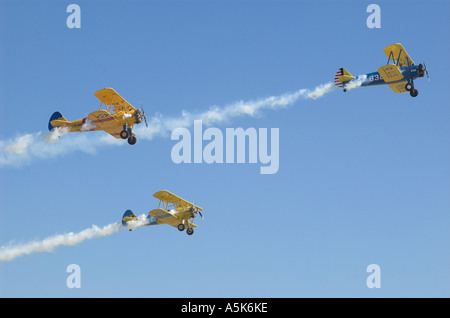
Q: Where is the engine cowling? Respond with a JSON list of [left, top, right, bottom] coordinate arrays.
[[134, 109, 143, 124], [417, 64, 425, 77]]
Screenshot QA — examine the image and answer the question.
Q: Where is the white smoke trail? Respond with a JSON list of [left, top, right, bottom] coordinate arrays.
[[0, 127, 122, 168], [80, 118, 96, 131], [125, 214, 150, 231], [0, 82, 337, 167], [0, 222, 123, 262], [305, 82, 337, 100], [344, 75, 367, 91], [42, 126, 70, 143], [135, 83, 337, 140]]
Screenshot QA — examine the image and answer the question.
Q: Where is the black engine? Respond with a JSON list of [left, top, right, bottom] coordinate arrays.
[[417, 63, 425, 77], [134, 109, 143, 124]]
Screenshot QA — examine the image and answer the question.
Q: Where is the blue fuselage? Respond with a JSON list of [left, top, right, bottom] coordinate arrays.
[[360, 64, 421, 87]]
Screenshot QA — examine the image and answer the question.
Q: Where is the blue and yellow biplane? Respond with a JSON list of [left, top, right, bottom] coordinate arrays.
[[48, 88, 148, 145], [334, 43, 429, 97], [121, 190, 204, 235]]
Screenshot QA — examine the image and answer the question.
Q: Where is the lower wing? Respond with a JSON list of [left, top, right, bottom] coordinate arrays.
[[378, 65, 408, 93], [387, 81, 408, 93], [87, 110, 126, 138], [149, 209, 197, 228]]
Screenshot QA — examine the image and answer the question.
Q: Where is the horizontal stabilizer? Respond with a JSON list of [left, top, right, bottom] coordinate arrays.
[[334, 68, 355, 87], [48, 111, 69, 131]]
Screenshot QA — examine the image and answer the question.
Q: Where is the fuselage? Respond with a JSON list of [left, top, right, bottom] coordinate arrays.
[[359, 64, 422, 87], [63, 110, 141, 132]]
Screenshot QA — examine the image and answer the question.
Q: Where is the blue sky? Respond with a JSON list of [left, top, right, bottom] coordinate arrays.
[[0, 0, 449, 297]]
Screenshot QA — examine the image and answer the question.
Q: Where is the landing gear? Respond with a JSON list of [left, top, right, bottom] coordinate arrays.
[[127, 136, 137, 145], [177, 223, 195, 235], [121, 125, 137, 144], [405, 83, 413, 91], [120, 130, 129, 139], [405, 81, 418, 97]]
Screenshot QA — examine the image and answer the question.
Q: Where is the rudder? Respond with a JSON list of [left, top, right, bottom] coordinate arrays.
[[122, 210, 138, 226], [334, 68, 355, 88]]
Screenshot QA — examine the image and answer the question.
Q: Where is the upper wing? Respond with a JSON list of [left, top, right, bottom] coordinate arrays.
[[148, 208, 197, 228], [94, 88, 136, 114], [383, 43, 415, 67], [153, 190, 203, 212], [377, 65, 408, 93]]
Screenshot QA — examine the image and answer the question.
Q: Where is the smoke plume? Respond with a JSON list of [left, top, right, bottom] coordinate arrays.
[[0, 222, 123, 262]]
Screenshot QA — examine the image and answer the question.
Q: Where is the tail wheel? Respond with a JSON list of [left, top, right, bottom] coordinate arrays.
[[186, 228, 194, 235], [128, 136, 137, 145], [177, 224, 185, 231], [120, 130, 129, 139], [410, 89, 418, 97]]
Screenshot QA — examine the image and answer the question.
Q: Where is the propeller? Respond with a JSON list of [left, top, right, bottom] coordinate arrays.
[[141, 106, 149, 128], [423, 62, 430, 82], [189, 205, 204, 220], [419, 62, 430, 82], [138, 101, 149, 127]]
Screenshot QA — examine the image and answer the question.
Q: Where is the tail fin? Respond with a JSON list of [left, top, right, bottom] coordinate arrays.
[[122, 210, 138, 226], [334, 68, 356, 88], [48, 111, 69, 131]]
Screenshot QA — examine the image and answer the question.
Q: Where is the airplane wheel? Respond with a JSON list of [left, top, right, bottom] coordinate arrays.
[[186, 228, 194, 235], [177, 224, 185, 231], [127, 136, 137, 145], [405, 83, 413, 91], [120, 130, 129, 139], [410, 89, 418, 97]]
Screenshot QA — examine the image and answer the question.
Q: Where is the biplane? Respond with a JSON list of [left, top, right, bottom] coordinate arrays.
[[334, 43, 429, 97], [48, 88, 148, 145], [121, 190, 204, 235]]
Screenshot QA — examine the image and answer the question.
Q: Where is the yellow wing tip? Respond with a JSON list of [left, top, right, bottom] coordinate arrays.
[[95, 87, 116, 94]]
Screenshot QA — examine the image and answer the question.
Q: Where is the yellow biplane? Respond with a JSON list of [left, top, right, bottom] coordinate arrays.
[[121, 190, 204, 235], [48, 88, 148, 145]]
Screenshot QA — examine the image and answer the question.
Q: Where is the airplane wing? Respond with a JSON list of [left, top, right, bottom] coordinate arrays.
[[377, 65, 408, 93], [94, 88, 136, 114], [378, 64, 404, 82], [383, 43, 415, 67], [386, 81, 408, 93], [148, 208, 197, 228], [87, 110, 122, 138], [153, 190, 203, 212]]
